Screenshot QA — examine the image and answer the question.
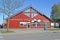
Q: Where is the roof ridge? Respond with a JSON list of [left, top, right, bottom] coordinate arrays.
[[5, 6, 52, 22]]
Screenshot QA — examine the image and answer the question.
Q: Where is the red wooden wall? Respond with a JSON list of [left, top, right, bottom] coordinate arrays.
[[6, 7, 52, 29]]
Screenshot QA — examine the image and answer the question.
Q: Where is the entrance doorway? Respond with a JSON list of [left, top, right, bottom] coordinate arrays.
[[27, 23, 30, 28]]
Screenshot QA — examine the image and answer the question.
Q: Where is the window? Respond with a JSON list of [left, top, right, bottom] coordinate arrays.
[[51, 23, 54, 26], [44, 22, 50, 26], [20, 22, 30, 26], [20, 24, 23, 26], [37, 22, 40, 26], [32, 13, 38, 18], [32, 23, 36, 26], [55, 23, 59, 28], [24, 13, 30, 17], [24, 8, 30, 17], [20, 22, 27, 26], [31, 9, 38, 18], [20, 23, 26, 26], [32, 21, 40, 26]]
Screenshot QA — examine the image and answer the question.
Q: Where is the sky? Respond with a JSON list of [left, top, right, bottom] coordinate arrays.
[[0, 0, 60, 24]]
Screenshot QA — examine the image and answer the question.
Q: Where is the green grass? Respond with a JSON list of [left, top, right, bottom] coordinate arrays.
[[48, 28, 60, 31], [1, 30, 14, 33]]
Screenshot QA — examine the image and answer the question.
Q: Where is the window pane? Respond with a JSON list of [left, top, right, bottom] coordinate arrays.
[[20, 22, 27, 26], [44, 22, 50, 26], [32, 23, 37, 26], [24, 13, 30, 17], [51, 23, 54, 26], [32, 23, 36, 26], [32, 13, 38, 18], [56, 23, 59, 27], [37, 23, 40, 26], [20, 24, 23, 26], [32, 22, 41, 26]]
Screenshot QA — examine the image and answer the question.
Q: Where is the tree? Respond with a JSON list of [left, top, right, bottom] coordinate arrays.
[[0, 0, 25, 31], [51, 4, 60, 22]]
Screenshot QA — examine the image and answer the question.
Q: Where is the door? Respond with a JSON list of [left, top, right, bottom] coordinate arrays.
[[27, 23, 30, 28]]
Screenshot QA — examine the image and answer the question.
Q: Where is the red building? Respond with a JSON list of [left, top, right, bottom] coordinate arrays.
[[6, 6, 52, 29]]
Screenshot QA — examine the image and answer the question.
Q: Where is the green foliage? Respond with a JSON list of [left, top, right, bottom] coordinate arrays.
[[51, 4, 60, 22]]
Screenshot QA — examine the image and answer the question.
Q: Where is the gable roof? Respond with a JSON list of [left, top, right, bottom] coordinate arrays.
[[6, 6, 52, 22]]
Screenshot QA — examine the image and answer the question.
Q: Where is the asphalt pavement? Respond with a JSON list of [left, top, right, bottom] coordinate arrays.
[[0, 33, 4, 40], [0, 29, 60, 40], [3, 31, 60, 40]]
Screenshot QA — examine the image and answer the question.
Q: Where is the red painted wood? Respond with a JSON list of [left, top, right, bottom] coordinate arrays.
[[6, 7, 51, 29]]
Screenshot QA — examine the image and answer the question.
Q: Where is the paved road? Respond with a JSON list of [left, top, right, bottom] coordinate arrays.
[[3, 32, 60, 40], [0, 33, 4, 40]]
